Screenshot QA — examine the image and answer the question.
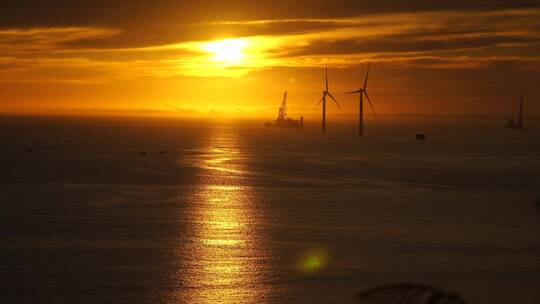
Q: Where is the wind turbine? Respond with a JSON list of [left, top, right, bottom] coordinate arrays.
[[348, 62, 376, 137], [316, 65, 340, 133]]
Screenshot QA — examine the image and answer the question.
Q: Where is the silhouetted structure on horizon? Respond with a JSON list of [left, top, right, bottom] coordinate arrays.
[[348, 61, 376, 137], [507, 95, 524, 130], [265, 91, 303, 128], [316, 65, 340, 133]]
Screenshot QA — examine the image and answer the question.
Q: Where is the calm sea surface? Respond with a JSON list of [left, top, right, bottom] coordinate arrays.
[[1, 115, 539, 304]]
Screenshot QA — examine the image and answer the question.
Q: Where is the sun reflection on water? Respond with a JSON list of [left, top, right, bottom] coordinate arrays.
[[176, 130, 267, 304]]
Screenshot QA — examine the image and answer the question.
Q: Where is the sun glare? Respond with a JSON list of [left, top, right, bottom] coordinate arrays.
[[182, 36, 279, 77], [202, 39, 249, 64]]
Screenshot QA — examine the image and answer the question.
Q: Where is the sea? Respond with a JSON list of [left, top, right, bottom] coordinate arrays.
[[1, 115, 539, 304]]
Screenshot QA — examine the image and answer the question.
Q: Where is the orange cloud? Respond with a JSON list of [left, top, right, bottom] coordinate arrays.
[[1, 8, 539, 116], [0, 27, 122, 53]]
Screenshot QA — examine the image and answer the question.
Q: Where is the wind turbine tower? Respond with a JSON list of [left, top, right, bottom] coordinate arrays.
[[518, 94, 524, 129], [316, 65, 340, 133], [348, 62, 376, 137], [507, 94, 525, 130]]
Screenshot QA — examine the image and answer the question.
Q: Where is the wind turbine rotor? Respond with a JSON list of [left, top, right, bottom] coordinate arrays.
[[363, 61, 371, 89], [316, 96, 325, 107], [325, 65, 329, 92], [364, 92, 376, 117], [327, 92, 341, 108], [347, 89, 363, 94]]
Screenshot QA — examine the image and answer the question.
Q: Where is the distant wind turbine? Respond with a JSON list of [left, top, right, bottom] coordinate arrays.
[[348, 62, 376, 137], [316, 65, 340, 133]]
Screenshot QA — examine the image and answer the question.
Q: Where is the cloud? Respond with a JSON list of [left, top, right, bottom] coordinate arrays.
[[282, 33, 540, 57], [2, 1, 540, 28], [0, 56, 195, 84], [2, 1, 539, 49], [0, 27, 121, 53], [1, 7, 540, 86]]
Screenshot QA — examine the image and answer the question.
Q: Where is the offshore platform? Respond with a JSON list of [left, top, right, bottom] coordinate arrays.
[[265, 91, 303, 129]]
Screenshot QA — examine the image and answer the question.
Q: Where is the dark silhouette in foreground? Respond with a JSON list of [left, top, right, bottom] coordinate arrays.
[[358, 284, 466, 304]]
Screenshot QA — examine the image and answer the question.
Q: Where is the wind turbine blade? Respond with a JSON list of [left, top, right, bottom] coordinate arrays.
[[347, 89, 362, 94], [315, 96, 324, 107], [363, 61, 371, 89], [325, 65, 329, 92], [364, 92, 376, 117], [327, 92, 341, 109]]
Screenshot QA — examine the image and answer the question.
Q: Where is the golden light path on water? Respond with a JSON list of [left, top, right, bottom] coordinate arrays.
[[175, 127, 267, 303]]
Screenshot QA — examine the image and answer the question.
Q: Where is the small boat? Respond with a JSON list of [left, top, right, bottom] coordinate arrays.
[[265, 91, 304, 129]]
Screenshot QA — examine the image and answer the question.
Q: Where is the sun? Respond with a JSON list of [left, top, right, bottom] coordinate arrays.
[[202, 38, 249, 64]]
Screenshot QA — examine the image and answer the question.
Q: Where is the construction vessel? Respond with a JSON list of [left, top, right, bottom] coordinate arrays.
[[265, 91, 304, 129]]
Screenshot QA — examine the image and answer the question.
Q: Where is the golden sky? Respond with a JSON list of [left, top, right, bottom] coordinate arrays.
[[1, 1, 539, 118]]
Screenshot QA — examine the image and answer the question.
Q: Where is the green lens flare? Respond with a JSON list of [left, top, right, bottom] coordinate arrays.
[[303, 256, 321, 270]]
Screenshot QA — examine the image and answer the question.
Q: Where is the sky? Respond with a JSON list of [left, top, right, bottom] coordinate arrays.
[[1, 0, 540, 118]]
